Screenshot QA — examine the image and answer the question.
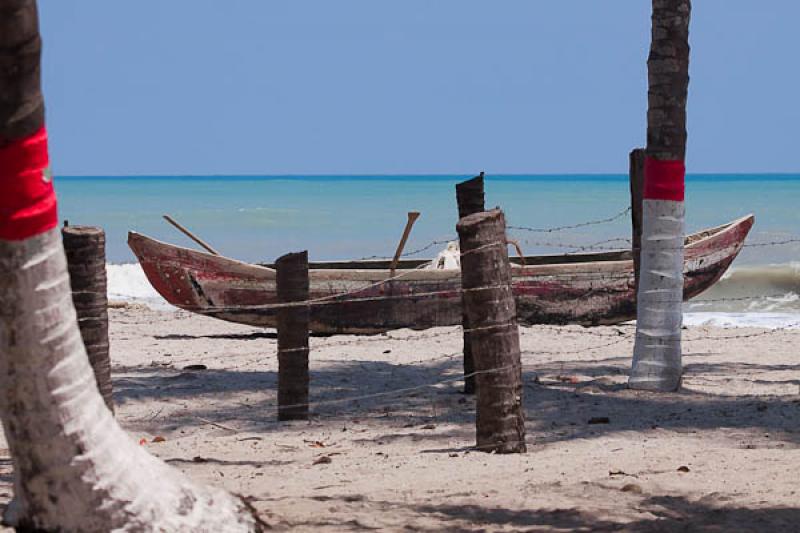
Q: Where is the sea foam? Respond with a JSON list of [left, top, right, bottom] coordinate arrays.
[[107, 263, 171, 310], [682, 312, 800, 329]]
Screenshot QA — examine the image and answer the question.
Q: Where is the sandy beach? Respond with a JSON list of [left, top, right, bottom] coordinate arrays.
[[1, 305, 797, 531], [3, 1, 799, 530]]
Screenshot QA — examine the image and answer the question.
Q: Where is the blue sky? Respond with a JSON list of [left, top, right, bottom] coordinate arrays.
[[39, 1, 799, 175]]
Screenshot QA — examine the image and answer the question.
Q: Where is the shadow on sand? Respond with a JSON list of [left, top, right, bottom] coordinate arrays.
[[276, 494, 800, 532], [111, 353, 800, 448]]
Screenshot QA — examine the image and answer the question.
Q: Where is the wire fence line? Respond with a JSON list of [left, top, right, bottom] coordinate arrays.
[[294, 326, 796, 410], [211, 282, 792, 365], [152, 213, 800, 416], [688, 293, 791, 304], [348, 206, 799, 266], [305, 318, 798, 354], [190, 319, 800, 422], [198, 240, 524, 313], [357, 238, 455, 261], [508, 206, 632, 234], [215, 219, 800, 315], [744, 237, 800, 248], [527, 335, 632, 355], [354, 205, 634, 262], [229, 335, 640, 419], [683, 322, 800, 341], [144, 304, 800, 429], [256, 301, 799, 358], [193, 266, 793, 314], [199, 228, 791, 314], [209, 362, 517, 418], [275, 323, 631, 357], [509, 236, 800, 254], [310, 328, 462, 350]]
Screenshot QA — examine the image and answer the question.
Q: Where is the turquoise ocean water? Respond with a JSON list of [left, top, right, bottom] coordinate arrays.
[[56, 174, 800, 324]]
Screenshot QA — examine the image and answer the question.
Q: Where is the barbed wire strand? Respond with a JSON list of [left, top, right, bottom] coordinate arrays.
[[192, 269, 792, 314], [354, 205, 637, 262], [509, 206, 632, 233], [190, 321, 800, 423]]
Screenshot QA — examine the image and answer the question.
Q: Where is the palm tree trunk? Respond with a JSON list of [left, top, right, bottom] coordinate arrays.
[[0, 1, 262, 530], [629, 0, 691, 391]]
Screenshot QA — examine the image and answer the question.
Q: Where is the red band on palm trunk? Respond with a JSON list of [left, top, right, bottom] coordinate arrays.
[[644, 157, 685, 202], [0, 127, 57, 240]]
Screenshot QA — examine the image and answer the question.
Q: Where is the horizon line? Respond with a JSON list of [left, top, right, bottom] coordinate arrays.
[[55, 172, 800, 179]]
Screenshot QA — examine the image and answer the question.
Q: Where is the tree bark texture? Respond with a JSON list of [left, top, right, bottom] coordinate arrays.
[[455, 172, 484, 395], [645, 0, 690, 161], [62, 225, 113, 412], [0, 0, 45, 146], [0, 230, 263, 531], [456, 209, 526, 453], [0, 2, 263, 529], [629, 148, 645, 293], [630, 0, 691, 392], [276, 251, 310, 421]]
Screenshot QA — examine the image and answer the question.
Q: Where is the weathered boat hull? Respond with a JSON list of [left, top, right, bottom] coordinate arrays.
[[128, 215, 754, 333]]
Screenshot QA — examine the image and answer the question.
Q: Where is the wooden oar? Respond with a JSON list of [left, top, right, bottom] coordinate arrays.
[[506, 238, 527, 266], [163, 214, 221, 256], [390, 211, 421, 275]]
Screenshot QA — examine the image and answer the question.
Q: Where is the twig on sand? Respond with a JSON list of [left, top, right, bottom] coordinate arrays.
[[147, 406, 165, 421], [196, 417, 237, 432]]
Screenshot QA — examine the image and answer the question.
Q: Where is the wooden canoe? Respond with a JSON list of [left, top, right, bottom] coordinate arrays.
[[128, 214, 754, 333]]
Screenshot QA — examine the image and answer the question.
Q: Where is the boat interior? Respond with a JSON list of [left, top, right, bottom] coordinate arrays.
[[254, 218, 737, 271], [258, 220, 731, 270], [258, 250, 632, 271]]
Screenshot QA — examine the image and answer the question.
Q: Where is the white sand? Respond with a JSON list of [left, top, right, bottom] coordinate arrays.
[[1, 305, 799, 531]]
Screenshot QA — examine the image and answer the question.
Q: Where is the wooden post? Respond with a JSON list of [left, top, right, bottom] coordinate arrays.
[[455, 172, 485, 395], [61, 225, 113, 412], [276, 251, 310, 421], [629, 148, 645, 293], [456, 209, 526, 453], [456, 171, 485, 218]]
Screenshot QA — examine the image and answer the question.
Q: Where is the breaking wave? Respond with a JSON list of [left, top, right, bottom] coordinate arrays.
[[682, 263, 800, 328], [107, 263, 171, 310], [685, 263, 800, 313]]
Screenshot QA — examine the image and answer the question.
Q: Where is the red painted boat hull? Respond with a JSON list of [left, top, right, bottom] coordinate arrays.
[[128, 215, 754, 333]]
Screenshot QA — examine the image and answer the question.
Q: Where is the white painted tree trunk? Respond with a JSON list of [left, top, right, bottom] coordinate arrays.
[[0, 228, 262, 532], [629, 0, 690, 392], [629, 199, 684, 391]]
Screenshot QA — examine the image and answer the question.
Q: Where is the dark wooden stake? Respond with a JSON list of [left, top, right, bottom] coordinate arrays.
[[456, 209, 526, 453], [456, 172, 485, 219], [455, 172, 485, 395], [629, 148, 645, 293], [61, 225, 113, 412], [276, 251, 310, 421]]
